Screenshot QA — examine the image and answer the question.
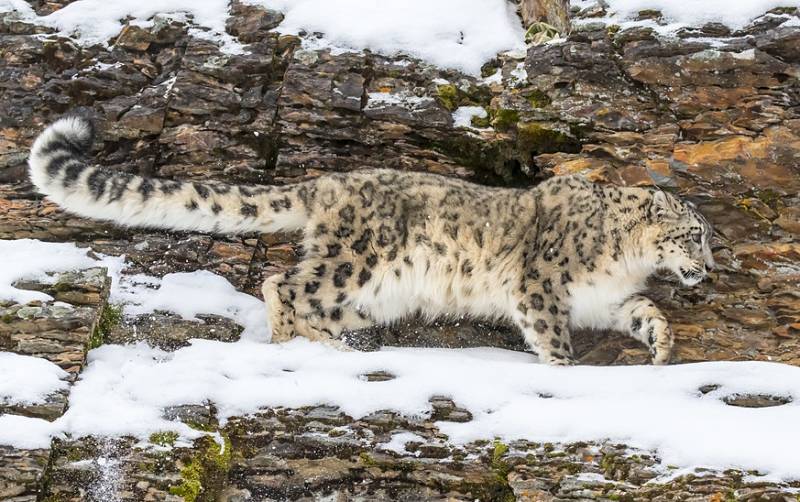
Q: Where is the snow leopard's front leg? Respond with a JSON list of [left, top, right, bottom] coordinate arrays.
[[615, 295, 673, 365], [512, 292, 575, 365]]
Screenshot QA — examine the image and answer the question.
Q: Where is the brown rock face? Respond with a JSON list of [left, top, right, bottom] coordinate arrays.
[[1, 2, 800, 499], [1, 1, 799, 365]]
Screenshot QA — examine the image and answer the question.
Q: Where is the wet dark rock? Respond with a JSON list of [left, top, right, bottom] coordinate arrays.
[[723, 394, 793, 408], [107, 313, 242, 349], [359, 370, 396, 382], [226, 0, 284, 44], [163, 403, 218, 428], [429, 396, 473, 423], [698, 384, 721, 395]]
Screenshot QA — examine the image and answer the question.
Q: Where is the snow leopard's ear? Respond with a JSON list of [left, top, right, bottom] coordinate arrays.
[[651, 191, 681, 221]]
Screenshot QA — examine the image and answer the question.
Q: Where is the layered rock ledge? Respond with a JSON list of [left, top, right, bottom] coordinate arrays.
[[1, 1, 799, 500]]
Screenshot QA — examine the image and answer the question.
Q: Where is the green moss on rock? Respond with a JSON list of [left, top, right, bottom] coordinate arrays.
[[436, 84, 492, 112], [526, 89, 551, 108], [453, 440, 516, 502], [436, 84, 459, 112], [471, 112, 491, 128], [150, 431, 179, 447], [516, 122, 580, 155], [359, 451, 415, 473], [90, 303, 122, 350], [480, 60, 500, 78], [490, 109, 520, 131], [169, 434, 232, 502], [170, 458, 202, 502]]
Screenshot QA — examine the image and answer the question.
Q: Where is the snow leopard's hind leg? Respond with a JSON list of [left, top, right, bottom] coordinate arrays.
[[262, 260, 374, 349], [615, 295, 673, 364], [263, 269, 298, 343]]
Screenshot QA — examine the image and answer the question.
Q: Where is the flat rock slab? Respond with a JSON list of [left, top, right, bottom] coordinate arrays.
[[0, 446, 50, 502], [0, 268, 111, 497], [108, 313, 242, 349], [43, 406, 800, 501], [0, 267, 110, 377]]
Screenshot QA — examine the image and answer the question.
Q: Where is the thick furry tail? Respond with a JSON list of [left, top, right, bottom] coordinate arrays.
[[28, 115, 311, 234]]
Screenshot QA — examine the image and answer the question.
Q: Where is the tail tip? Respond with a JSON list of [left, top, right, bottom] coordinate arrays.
[[48, 112, 95, 152]]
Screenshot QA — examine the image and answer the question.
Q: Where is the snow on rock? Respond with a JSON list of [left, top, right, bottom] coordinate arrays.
[[5, 337, 800, 479], [3, 0, 795, 74], [0, 0, 525, 74], [573, 0, 800, 33], [452, 106, 488, 129], [0, 415, 60, 449], [365, 91, 436, 111], [603, 0, 799, 29], [2, 239, 800, 481], [378, 431, 426, 455], [251, 0, 526, 74], [0, 352, 69, 405], [0, 0, 245, 52], [0, 239, 123, 304], [115, 271, 269, 341], [0, 239, 268, 341]]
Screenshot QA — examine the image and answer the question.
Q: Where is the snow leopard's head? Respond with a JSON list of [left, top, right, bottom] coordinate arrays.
[[649, 191, 715, 286]]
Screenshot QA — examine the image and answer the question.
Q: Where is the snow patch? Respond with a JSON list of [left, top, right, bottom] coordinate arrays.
[[510, 62, 528, 84], [2, 240, 800, 481], [0, 239, 123, 304], [452, 106, 487, 129], [4, 336, 800, 479], [52, 343, 800, 479], [251, 0, 526, 74], [0, 352, 69, 405], [0, 239, 268, 341], [482, 69, 503, 85], [573, 0, 800, 37], [595, 0, 800, 30], [378, 431, 425, 455], [783, 16, 800, 27], [0, 415, 59, 449], [365, 91, 435, 111], [0, 0, 245, 53], [0, 0, 525, 74], [116, 271, 268, 341]]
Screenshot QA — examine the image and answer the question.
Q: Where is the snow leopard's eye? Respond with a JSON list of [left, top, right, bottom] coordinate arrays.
[[691, 232, 702, 244]]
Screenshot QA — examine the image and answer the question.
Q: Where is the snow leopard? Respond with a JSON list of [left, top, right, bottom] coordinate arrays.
[[28, 115, 715, 365]]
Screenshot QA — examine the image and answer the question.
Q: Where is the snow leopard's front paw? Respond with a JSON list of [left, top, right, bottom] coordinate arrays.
[[617, 295, 674, 366], [546, 356, 576, 366], [647, 320, 673, 365]]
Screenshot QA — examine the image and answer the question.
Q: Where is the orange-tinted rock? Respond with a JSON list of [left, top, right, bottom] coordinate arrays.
[[776, 206, 800, 234]]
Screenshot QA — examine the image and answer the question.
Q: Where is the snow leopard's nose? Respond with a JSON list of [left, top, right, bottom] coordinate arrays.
[[704, 253, 715, 272]]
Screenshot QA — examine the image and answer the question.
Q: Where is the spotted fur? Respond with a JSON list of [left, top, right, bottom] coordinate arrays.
[[29, 116, 715, 365]]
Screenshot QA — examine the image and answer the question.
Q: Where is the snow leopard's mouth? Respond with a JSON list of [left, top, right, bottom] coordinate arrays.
[[679, 266, 705, 286]]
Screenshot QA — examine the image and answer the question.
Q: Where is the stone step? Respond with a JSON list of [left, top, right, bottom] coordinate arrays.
[[1, 267, 111, 377], [0, 446, 51, 502], [0, 267, 111, 500]]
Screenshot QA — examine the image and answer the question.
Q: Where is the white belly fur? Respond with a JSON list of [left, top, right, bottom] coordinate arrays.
[[568, 275, 646, 330], [351, 250, 511, 324]]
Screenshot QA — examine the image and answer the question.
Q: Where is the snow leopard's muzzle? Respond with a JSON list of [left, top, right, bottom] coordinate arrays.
[[678, 263, 709, 286]]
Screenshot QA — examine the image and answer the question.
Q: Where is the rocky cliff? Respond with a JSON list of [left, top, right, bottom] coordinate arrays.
[[1, 0, 799, 500]]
